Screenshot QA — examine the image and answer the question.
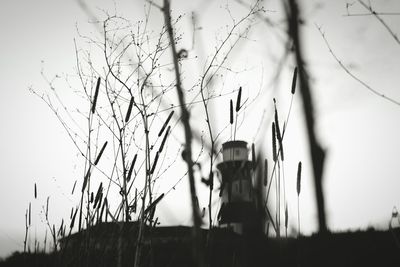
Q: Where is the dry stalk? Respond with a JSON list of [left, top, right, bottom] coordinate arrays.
[[163, 1, 203, 266]]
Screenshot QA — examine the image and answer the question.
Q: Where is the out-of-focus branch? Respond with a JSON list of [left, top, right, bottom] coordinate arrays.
[[357, 0, 400, 45], [286, 0, 328, 233], [163, 1, 204, 267], [316, 25, 400, 107]]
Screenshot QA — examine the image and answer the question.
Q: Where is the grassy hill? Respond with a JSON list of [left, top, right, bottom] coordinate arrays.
[[1, 223, 399, 267]]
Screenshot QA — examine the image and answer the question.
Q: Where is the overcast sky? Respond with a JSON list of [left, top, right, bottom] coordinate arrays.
[[0, 0, 400, 258]]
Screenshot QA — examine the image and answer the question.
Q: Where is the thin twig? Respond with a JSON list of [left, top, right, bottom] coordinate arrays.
[[316, 25, 400, 107]]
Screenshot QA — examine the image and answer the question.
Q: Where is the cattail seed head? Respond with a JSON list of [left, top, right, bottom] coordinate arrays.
[[285, 204, 288, 229], [150, 152, 160, 175], [291, 67, 298, 94], [158, 111, 174, 137], [263, 159, 268, 186], [93, 182, 103, 209], [71, 180, 77, 195], [125, 97, 134, 122], [159, 126, 170, 153], [236, 86, 242, 112], [91, 77, 101, 114], [297, 161, 302, 196], [70, 206, 78, 229], [274, 107, 284, 161], [94, 141, 108, 165], [28, 202, 31, 226], [127, 154, 137, 183], [272, 122, 277, 162], [230, 99, 233, 124], [82, 168, 91, 193], [46, 197, 49, 220], [144, 193, 165, 215]]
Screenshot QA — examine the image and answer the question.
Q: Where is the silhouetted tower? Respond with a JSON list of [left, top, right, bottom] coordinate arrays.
[[217, 140, 257, 235]]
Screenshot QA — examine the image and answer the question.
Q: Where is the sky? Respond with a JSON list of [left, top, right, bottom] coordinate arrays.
[[1, 0, 400, 258]]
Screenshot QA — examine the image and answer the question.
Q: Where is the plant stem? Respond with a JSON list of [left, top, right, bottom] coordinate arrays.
[[163, 1, 203, 266]]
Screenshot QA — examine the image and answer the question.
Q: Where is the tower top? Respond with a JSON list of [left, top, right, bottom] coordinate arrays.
[[222, 140, 248, 162], [222, 140, 247, 150]]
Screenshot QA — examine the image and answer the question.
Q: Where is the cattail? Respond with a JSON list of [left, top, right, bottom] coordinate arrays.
[[52, 224, 56, 239], [159, 126, 170, 153], [125, 97, 134, 122], [149, 206, 156, 222], [28, 202, 31, 226], [285, 204, 288, 233], [91, 77, 101, 114], [251, 143, 256, 170], [291, 67, 298, 94], [153, 217, 159, 228], [274, 107, 284, 161], [144, 193, 165, 215], [97, 192, 103, 211], [78, 199, 83, 232], [150, 152, 160, 174], [34, 183, 37, 199], [100, 197, 107, 221], [46, 197, 49, 221], [133, 189, 137, 213], [263, 159, 268, 186], [126, 154, 137, 183], [297, 161, 302, 195], [82, 168, 91, 193], [90, 192, 94, 203], [93, 182, 103, 209], [272, 122, 277, 162], [236, 86, 242, 112], [230, 99, 233, 124], [158, 111, 174, 137], [58, 219, 64, 237], [71, 180, 77, 195], [94, 141, 108, 165], [69, 208, 79, 229]]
